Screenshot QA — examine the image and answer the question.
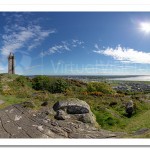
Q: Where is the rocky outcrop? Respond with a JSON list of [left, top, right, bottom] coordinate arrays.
[[133, 128, 149, 136], [53, 98, 90, 114], [126, 100, 134, 118], [53, 98, 97, 125], [0, 99, 125, 138]]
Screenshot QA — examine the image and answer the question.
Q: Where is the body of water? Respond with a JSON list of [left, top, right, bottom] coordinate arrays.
[[109, 76, 150, 81], [27, 75, 150, 82]]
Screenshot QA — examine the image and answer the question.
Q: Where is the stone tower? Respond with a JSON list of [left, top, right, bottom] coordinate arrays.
[[8, 52, 15, 74]]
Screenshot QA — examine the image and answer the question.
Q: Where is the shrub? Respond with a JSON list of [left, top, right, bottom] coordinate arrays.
[[82, 91, 88, 95], [32, 76, 68, 93], [87, 82, 116, 95], [68, 79, 87, 87], [32, 76, 50, 91], [89, 92, 103, 96], [51, 78, 68, 93], [0, 83, 2, 93], [5, 76, 33, 98], [15, 76, 32, 87], [64, 88, 74, 96]]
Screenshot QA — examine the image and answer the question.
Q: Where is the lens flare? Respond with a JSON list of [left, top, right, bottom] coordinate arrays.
[[140, 22, 150, 33]]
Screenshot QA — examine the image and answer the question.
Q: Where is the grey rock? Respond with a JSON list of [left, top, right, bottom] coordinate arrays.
[[55, 110, 70, 120], [53, 99, 97, 125], [67, 105, 89, 114], [53, 98, 90, 114], [22, 101, 35, 108], [0, 101, 123, 138], [134, 128, 149, 136], [126, 100, 134, 117], [74, 113, 96, 124], [37, 111, 49, 118], [41, 101, 48, 106]]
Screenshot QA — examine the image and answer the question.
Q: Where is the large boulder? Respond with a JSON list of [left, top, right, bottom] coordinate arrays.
[[53, 98, 90, 114], [53, 98, 97, 125], [126, 100, 134, 117]]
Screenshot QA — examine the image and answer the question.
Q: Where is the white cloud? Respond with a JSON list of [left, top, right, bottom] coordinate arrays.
[[1, 13, 56, 56], [93, 44, 150, 64], [1, 25, 55, 56], [94, 44, 99, 49], [49, 45, 68, 54], [41, 42, 70, 57], [41, 39, 84, 57], [72, 39, 84, 47], [27, 26, 56, 51]]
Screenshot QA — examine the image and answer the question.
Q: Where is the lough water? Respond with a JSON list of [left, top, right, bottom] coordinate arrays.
[[109, 76, 150, 81]]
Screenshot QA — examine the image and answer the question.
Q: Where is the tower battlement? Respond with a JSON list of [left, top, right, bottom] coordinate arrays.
[[8, 52, 15, 74]]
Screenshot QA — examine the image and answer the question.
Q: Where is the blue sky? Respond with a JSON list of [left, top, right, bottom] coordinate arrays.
[[0, 12, 150, 75]]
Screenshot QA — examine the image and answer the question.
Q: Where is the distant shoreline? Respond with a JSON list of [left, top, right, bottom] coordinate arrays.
[[25, 74, 150, 82]]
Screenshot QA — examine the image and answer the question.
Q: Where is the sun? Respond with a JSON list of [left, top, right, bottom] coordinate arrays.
[[140, 22, 150, 34]]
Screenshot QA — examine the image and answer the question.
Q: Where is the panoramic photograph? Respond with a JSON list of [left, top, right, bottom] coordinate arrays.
[[0, 12, 150, 138]]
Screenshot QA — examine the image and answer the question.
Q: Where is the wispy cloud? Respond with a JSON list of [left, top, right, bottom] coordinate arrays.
[[40, 42, 70, 57], [93, 44, 150, 64], [72, 39, 84, 48], [1, 13, 55, 56], [41, 39, 84, 57], [1, 25, 55, 56], [94, 44, 99, 50], [27, 26, 55, 51]]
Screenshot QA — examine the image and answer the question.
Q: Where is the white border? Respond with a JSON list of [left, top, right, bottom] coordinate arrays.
[[1, 5, 150, 12], [0, 0, 150, 146], [1, 0, 150, 5], [0, 139, 149, 146], [0, 0, 150, 11]]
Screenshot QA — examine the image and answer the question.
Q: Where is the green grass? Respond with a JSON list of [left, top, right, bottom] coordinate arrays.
[[0, 94, 28, 109], [73, 89, 150, 136], [92, 98, 150, 135], [124, 109, 150, 133]]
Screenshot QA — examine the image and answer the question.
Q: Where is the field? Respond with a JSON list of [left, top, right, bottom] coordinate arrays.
[[1, 73, 150, 137]]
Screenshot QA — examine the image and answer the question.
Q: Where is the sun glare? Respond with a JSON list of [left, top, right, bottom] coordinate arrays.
[[140, 22, 150, 34]]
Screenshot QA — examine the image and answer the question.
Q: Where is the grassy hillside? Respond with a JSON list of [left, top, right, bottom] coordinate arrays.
[[0, 74, 150, 137]]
